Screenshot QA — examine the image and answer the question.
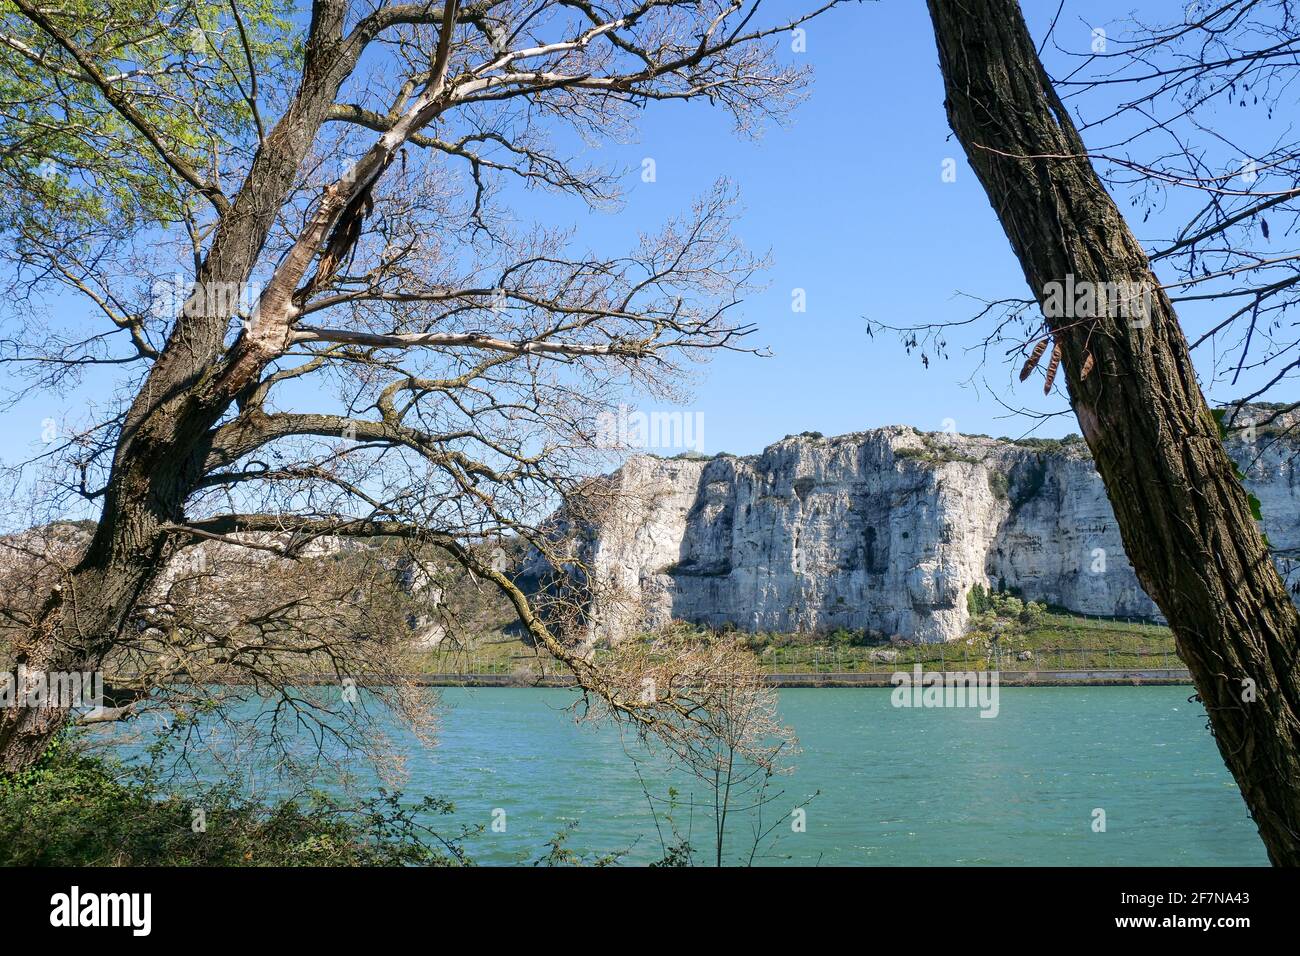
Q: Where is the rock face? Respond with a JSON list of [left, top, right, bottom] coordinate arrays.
[[576, 424, 1300, 643]]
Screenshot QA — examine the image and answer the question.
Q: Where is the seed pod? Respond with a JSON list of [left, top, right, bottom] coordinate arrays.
[[1080, 352, 1095, 380], [1043, 342, 1062, 394], [1019, 338, 1049, 381]]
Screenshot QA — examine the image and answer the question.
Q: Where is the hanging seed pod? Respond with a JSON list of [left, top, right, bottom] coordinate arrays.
[[1080, 352, 1095, 381], [1019, 338, 1049, 381], [1043, 342, 1062, 394]]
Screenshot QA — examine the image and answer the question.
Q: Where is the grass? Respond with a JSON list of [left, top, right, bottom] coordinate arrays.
[[404, 634, 560, 676], [737, 613, 1176, 673], [398, 608, 1180, 676]]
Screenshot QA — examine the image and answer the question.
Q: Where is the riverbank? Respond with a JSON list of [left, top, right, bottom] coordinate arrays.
[[405, 608, 1181, 678], [273, 667, 1194, 687]]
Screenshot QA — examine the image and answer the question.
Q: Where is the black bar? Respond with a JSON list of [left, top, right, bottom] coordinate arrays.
[[0, 866, 1286, 942]]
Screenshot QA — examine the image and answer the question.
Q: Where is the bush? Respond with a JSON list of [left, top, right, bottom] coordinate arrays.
[[1018, 601, 1044, 627], [0, 736, 472, 867], [828, 627, 869, 647], [987, 472, 1010, 500], [967, 584, 1046, 632]]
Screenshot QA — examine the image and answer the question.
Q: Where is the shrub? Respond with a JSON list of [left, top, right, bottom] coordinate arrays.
[[987, 472, 1010, 500], [828, 627, 868, 647], [0, 736, 472, 867]]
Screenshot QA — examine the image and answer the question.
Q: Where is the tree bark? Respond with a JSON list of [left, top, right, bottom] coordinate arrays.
[[0, 0, 371, 773], [926, 0, 1300, 864], [1, 4, 478, 774]]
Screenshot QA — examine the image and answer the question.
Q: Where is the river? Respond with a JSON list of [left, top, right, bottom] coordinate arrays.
[[301, 685, 1264, 866]]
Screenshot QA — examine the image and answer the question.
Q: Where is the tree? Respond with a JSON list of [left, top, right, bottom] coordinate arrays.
[[608, 630, 804, 866], [0, 0, 844, 772], [925, 0, 1300, 864]]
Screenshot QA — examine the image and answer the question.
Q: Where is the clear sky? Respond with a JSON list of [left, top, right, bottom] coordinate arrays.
[[458, 0, 1299, 455], [3, 0, 1295, 484]]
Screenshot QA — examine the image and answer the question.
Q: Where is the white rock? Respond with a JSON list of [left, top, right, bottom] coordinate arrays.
[[562, 424, 1300, 643]]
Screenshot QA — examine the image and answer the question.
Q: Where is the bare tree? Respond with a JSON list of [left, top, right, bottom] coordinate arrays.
[[922, 0, 1300, 864], [605, 627, 803, 866], [0, 503, 481, 783], [0, 0, 846, 771]]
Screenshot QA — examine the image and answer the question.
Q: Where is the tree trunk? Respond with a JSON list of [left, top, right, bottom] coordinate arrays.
[[925, 0, 1300, 864], [0, 1, 370, 773], [0, 460, 184, 771], [0, 281, 257, 771]]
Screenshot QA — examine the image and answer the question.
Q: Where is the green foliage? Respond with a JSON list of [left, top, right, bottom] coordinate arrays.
[[649, 839, 695, 867], [660, 558, 731, 577], [530, 823, 625, 867], [0, 736, 472, 867], [958, 594, 1174, 670], [893, 446, 929, 460], [987, 472, 1010, 500], [828, 627, 869, 647], [966, 586, 1044, 632], [647, 784, 695, 867], [895, 442, 981, 465], [642, 785, 699, 867], [0, 0, 298, 243], [1006, 434, 1087, 452], [412, 609, 1177, 678]]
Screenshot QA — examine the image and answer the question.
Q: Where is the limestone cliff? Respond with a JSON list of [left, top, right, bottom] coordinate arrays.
[[574, 423, 1300, 643]]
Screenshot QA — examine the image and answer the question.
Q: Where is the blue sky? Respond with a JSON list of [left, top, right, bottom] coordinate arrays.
[[482, 0, 1299, 455], [555, 0, 1038, 453], [3, 0, 1295, 483]]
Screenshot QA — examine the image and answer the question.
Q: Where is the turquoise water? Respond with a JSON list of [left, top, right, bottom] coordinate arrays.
[[374, 686, 1266, 865], [116, 686, 1268, 865]]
